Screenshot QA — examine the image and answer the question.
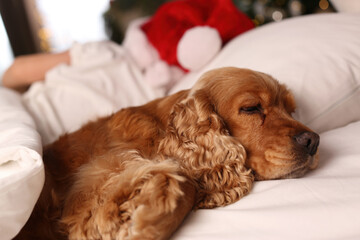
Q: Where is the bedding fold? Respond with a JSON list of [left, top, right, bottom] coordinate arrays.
[[0, 88, 44, 240]]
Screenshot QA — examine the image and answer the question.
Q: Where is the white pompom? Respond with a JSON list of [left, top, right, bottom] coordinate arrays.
[[177, 26, 222, 71]]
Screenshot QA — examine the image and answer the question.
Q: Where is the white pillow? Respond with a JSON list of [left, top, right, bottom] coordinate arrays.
[[0, 88, 44, 239], [170, 13, 360, 133]]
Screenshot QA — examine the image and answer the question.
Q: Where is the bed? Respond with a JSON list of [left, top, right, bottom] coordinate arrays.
[[1, 13, 360, 239]]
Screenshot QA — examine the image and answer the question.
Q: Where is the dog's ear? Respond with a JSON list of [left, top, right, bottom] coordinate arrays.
[[159, 89, 254, 209]]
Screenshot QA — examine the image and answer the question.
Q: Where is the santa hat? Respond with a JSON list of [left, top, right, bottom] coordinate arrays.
[[141, 0, 254, 71]]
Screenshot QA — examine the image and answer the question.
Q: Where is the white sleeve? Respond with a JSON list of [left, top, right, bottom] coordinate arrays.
[[69, 40, 126, 68]]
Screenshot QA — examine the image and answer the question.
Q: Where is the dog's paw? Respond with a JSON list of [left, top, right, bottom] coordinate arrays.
[[62, 158, 194, 240]]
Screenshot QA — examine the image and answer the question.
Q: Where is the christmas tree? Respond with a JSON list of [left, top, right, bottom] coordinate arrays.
[[233, 0, 334, 26], [104, 0, 334, 43]]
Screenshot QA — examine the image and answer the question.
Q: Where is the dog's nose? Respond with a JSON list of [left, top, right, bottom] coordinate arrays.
[[294, 131, 320, 156]]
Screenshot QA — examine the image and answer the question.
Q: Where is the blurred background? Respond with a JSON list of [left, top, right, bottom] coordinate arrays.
[[0, 0, 336, 79]]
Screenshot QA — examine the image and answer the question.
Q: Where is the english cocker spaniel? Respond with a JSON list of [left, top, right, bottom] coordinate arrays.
[[16, 67, 320, 240]]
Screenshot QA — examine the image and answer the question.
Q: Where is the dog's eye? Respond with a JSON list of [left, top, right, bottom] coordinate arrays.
[[240, 104, 262, 114]]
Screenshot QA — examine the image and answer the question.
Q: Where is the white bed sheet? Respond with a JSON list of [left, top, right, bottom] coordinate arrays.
[[173, 121, 360, 240]]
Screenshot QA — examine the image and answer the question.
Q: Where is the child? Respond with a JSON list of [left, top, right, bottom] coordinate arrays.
[[2, 41, 161, 145]]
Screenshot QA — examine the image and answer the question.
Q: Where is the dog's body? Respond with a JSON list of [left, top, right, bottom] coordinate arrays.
[[16, 68, 319, 240]]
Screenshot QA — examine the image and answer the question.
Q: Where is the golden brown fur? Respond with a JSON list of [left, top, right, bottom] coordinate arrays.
[[16, 67, 319, 240]]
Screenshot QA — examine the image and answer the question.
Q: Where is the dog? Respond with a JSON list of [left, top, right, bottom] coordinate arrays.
[[15, 67, 319, 240]]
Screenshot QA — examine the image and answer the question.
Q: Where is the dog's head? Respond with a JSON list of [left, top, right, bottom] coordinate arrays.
[[191, 67, 319, 180]]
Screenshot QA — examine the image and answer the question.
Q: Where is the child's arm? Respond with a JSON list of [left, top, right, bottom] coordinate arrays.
[[2, 51, 70, 89]]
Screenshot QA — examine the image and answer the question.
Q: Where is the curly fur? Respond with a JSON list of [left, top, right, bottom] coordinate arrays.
[[15, 67, 319, 240], [158, 90, 252, 208]]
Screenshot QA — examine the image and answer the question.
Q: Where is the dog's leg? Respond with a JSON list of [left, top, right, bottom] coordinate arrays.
[[61, 152, 195, 240], [128, 169, 195, 240]]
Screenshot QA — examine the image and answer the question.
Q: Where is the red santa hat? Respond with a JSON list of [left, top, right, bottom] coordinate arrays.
[[141, 0, 254, 71]]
